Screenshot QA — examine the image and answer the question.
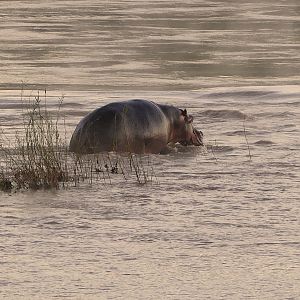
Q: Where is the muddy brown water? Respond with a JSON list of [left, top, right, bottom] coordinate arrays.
[[0, 1, 299, 299]]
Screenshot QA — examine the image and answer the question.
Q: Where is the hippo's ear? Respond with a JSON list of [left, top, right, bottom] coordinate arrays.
[[180, 109, 193, 123], [180, 109, 187, 117]]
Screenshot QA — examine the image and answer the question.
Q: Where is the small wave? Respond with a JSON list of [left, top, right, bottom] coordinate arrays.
[[206, 90, 277, 98], [44, 220, 61, 225], [64, 110, 92, 117], [0, 115, 23, 123], [286, 101, 300, 107], [225, 130, 254, 136], [280, 124, 296, 128], [0, 101, 84, 110], [199, 109, 249, 120], [0, 103, 25, 110], [257, 111, 296, 118], [60, 102, 84, 108], [206, 144, 234, 152], [254, 140, 274, 145]]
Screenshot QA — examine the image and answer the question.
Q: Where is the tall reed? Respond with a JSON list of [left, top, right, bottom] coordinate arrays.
[[0, 90, 69, 189]]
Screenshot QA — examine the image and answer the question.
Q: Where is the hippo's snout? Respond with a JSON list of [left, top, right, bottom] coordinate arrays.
[[179, 128, 204, 147]]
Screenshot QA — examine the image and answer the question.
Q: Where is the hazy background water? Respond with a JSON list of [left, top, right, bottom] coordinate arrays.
[[0, 1, 300, 299]]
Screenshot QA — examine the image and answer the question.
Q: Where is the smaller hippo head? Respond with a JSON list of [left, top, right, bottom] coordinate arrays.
[[178, 109, 204, 147]]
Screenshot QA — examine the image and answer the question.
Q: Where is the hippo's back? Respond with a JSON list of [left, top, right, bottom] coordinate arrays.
[[69, 99, 169, 154]]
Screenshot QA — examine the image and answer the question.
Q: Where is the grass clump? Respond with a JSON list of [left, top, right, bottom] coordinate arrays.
[[0, 173, 13, 192], [0, 90, 155, 191], [0, 90, 69, 190], [71, 152, 156, 186]]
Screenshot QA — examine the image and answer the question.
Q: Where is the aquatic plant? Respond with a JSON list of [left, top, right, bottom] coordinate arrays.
[[71, 152, 155, 186], [0, 90, 155, 191], [0, 90, 69, 189]]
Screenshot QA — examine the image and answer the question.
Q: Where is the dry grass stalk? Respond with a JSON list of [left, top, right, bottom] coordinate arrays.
[[71, 152, 155, 186], [0, 91, 69, 189], [243, 116, 252, 161]]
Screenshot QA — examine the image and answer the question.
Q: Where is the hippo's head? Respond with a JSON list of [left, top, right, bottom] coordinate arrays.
[[177, 109, 204, 147]]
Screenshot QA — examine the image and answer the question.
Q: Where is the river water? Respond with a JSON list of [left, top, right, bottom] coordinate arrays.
[[0, 1, 300, 299]]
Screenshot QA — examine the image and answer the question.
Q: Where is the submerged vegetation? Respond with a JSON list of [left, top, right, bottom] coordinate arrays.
[[0, 90, 155, 192]]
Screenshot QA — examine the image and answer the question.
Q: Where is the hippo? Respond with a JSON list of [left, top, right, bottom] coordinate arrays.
[[69, 99, 203, 154]]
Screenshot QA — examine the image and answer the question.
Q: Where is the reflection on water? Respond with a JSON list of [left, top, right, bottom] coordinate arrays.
[[0, 1, 300, 299], [0, 0, 299, 90]]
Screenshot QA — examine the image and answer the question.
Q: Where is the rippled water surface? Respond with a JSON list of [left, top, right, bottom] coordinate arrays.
[[0, 1, 300, 299]]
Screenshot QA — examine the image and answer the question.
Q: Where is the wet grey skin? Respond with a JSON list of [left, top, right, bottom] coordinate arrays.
[[69, 99, 204, 154]]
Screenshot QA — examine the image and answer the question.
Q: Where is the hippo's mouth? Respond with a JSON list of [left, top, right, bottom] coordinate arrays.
[[193, 129, 204, 146], [179, 129, 203, 147]]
